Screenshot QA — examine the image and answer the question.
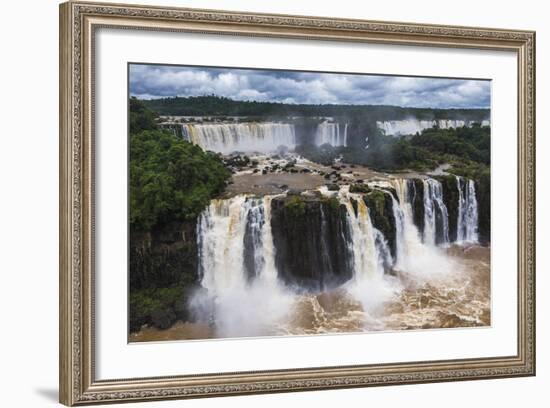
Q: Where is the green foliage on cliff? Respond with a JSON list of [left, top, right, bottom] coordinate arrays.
[[349, 184, 373, 194], [296, 123, 490, 173], [129, 286, 183, 331], [410, 124, 490, 165], [130, 97, 158, 134], [364, 190, 387, 214], [284, 195, 306, 218], [324, 196, 341, 212], [362, 191, 397, 259], [130, 99, 230, 232]]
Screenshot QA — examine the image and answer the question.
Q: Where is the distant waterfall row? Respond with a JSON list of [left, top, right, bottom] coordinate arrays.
[[377, 119, 490, 136], [315, 122, 348, 147], [181, 123, 296, 154], [195, 176, 479, 297], [177, 121, 350, 154], [163, 119, 489, 152]]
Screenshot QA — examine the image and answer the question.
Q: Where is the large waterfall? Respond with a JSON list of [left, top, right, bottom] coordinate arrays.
[[197, 196, 279, 292], [326, 187, 390, 281], [376, 119, 490, 136], [388, 179, 457, 280], [315, 122, 348, 147], [192, 176, 479, 336], [456, 176, 479, 243], [195, 195, 291, 337], [181, 123, 296, 154]]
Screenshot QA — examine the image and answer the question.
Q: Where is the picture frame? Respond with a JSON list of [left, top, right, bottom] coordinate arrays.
[[59, 1, 536, 405]]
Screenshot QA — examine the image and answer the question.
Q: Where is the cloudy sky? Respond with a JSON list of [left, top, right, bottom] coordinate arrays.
[[129, 64, 490, 109]]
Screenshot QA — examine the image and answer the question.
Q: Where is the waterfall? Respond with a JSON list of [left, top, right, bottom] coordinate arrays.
[[335, 187, 396, 314], [388, 179, 426, 270], [197, 195, 279, 292], [193, 178, 467, 334], [181, 123, 296, 154], [388, 179, 455, 279], [386, 188, 406, 269], [198, 176, 473, 299], [318, 186, 391, 281], [342, 192, 387, 280], [195, 194, 290, 337], [315, 122, 348, 147], [456, 176, 479, 243], [197, 195, 249, 293], [376, 119, 490, 136], [422, 178, 450, 246]]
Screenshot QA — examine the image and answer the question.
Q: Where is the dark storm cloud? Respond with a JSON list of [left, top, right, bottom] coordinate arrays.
[[129, 64, 490, 109]]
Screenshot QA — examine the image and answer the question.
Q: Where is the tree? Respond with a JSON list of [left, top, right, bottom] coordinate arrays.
[[129, 99, 230, 231]]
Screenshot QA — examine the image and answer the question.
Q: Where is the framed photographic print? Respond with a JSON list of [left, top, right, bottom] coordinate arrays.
[[59, 1, 536, 405]]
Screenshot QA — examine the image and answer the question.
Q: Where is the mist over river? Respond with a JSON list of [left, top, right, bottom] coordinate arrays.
[[131, 241, 489, 342]]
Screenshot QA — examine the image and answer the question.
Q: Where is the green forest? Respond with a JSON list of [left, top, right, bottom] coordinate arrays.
[[143, 95, 489, 121], [130, 98, 230, 232], [129, 98, 230, 332]]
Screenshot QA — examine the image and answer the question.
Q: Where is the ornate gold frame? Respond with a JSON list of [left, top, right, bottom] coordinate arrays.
[[59, 1, 536, 405]]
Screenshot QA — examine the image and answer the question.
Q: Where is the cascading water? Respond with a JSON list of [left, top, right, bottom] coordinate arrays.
[[181, 123, 296, 154], [197, 195, 249, 292], [422, 178, 450, 246], [194, 194, 291, 337], [387, 179, 456, 280], [192, 175, 479, 338], [389, 180, 427, 269], [329, 187, 397, 316], [456, 176, 479, 243], [376, 119, 490, 136], [340, 190, 388, 280], [315, 122, 348, 147]]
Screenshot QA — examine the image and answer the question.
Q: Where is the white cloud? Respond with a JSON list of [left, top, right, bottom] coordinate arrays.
[[129, 64, 490, 108]]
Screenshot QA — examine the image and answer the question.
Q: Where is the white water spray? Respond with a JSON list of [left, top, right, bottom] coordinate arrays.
[[315, 122, 348, 147], [182, 123, 296, 154], [194, 195, 292, 337]]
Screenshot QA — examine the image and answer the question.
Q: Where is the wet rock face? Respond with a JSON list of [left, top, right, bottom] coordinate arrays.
[[129, 220, 199, 332], [475, 175, 491, 245], [408, 179, 425, 238], [130, 221, 198, 290], [363, 191, 397, 260], [270, 195, 354, 291]]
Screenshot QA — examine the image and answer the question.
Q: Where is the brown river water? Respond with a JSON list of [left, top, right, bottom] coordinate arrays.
[[130, 245, 490, 343]]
